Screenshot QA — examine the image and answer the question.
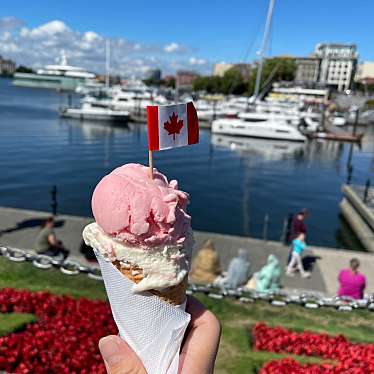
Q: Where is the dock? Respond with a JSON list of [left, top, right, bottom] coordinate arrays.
[[1, 206, 374, 296], [308, 131, 363, 143], [308, 120, 364, 142], [340, 184, 374, 252]]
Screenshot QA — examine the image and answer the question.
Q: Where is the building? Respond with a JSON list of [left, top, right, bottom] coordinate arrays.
[[213, 63, 233, 77], [355, 62, 374, 85], [315, 43, 357, 92], [176, 70, 199, 90], [213, 63, 251, 81], [145, 68, 161, 81], [231, 64, 251, 81], [295, 57, 320, 84], [0, 55, 16, 76], [295, 43, 358, 92]]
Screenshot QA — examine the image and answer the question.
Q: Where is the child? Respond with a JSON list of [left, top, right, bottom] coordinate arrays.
[[286, 233, 310, 278]]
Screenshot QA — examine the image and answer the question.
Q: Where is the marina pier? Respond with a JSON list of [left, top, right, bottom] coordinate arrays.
[[340, 184, 374, 252]]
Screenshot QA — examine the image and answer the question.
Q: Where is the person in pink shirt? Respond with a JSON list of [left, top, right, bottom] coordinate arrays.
[[338, 258, 366, 300]]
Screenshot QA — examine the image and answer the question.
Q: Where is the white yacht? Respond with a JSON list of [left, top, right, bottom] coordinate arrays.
[[196, 100, 237, 121], [13, 51, 96, 91], [211, 113, 306, 142], [60, 102, 130, 124], [108, 84, 167, 112]]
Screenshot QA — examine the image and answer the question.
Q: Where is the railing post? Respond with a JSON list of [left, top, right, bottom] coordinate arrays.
[[352, 107, 359, 136], [347, 164, 353, 185], [364, 179, 371, 203], [280, 213, 293, 245], [51, 185, 57, 216], [262, 214, 269, 241]]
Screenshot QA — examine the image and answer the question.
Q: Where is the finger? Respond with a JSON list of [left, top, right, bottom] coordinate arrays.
[[99, 335, 147, 374], [179, 296, 221, 374]]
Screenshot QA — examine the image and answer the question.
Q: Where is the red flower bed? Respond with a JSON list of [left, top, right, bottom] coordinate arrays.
[[0, 288, 117, 373], [253, 323, 374, 373]]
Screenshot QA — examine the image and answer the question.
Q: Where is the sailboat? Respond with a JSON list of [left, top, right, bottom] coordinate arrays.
[[212, 0, 306, 141]]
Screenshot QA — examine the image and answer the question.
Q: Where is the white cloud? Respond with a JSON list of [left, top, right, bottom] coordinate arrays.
[[189, 56, 207, 65], [164, 42, 180, 53], [0, 31, 11, 41], [0, 17, 209, 76], [21, 20, 70, 38], [1, 42, 19, 53], [0, 16, 24, 30], [83, 31, 99, 42]]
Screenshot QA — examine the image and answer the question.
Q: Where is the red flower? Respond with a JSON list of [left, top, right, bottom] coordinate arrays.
[[253, 323, 374, 373], [0, 288, 117, 373]]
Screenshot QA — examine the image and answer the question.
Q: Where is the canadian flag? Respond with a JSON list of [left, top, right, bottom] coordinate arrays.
[[147, 102, 199, 151]]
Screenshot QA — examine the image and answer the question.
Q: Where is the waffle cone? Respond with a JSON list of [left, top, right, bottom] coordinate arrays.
[[112, 261, 188, 306]]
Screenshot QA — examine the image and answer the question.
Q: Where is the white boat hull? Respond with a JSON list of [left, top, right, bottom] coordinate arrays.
[[61, 107, 130, 123], [211, 118, 306, 142]]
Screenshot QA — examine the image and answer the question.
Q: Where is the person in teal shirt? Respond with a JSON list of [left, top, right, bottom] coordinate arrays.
[[255, 254, 282, 293], [286, 233, 310, 278]]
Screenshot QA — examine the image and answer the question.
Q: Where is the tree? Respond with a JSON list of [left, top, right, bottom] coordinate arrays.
[[163, 77, 176, 89], [15, 65, 35, 74], [143, 77, 161, 87], [193, 70, 247, 95], [221, 68, 247, 95], [248, 57, 296, 96]]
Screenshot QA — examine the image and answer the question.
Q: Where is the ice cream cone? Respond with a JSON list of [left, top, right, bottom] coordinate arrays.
[[113, 260, 187, 306], [83, 163, 193, 373]]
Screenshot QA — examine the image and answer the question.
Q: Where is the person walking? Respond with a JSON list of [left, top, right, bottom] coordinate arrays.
[[286, 233, 310, 278], [291, 209, 308, 240], [338, 258, 366, 300], [287, 208, 309, 264]]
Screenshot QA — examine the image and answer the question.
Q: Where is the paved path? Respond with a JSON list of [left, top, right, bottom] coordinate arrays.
[[1, 206, 374, 296]]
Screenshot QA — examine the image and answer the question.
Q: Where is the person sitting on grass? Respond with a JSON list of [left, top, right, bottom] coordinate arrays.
[[338, 258, 366, 300], [223, 248, 251, 289], [190, 239, 222, 284], [246, 254, 282, 293], [34, 217, 69, 260], [286, 233, 310, 278]]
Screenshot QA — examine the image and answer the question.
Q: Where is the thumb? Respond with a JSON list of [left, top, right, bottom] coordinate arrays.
[[99, 335, 147, 374]]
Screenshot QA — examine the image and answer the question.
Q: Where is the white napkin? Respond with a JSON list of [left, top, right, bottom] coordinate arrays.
[[96, 253, 191, 374]]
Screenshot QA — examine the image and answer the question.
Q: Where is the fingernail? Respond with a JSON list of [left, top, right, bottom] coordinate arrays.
[[99, 336, 123, 366]]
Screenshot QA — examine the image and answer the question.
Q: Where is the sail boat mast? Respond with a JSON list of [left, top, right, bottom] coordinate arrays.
[[254, 0, 275, 99], [105, 39, 111, 89]]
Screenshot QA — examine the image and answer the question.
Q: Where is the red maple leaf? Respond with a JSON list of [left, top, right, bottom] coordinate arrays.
[[164, 112, 184, 140]]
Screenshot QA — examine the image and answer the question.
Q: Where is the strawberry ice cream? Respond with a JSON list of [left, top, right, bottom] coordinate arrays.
[[83, 163, 193, 293]]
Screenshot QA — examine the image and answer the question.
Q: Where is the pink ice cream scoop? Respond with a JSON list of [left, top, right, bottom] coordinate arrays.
[[92, 163, 191, 248]]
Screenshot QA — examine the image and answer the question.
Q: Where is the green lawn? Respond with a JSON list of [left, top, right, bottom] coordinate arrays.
[[0, 312, 36, 336], [1, 257, 374, 373]]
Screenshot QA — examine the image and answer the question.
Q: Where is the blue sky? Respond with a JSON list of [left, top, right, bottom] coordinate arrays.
[[0, 0, 372, 75]]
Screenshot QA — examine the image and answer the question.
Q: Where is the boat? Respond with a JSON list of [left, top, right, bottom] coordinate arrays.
[[332, 112, 346, 126], [196, 100, 237, 121], [211, 113, 306, 142], [60, 102, 130, 124], [13, 51, 96, 91], [232, 110, 300, 126]]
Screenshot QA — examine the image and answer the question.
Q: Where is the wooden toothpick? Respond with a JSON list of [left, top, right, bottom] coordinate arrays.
[[148, 150, 154, 180]]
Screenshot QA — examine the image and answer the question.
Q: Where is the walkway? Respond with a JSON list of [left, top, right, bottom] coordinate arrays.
[[1, 206, 374, 296]]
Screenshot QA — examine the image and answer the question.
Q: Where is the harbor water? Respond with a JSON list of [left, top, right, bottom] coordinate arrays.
[[0, 78, 373, 249]]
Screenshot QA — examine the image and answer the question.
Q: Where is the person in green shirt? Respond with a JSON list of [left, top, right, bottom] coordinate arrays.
[[34, 217, 69, 260]]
